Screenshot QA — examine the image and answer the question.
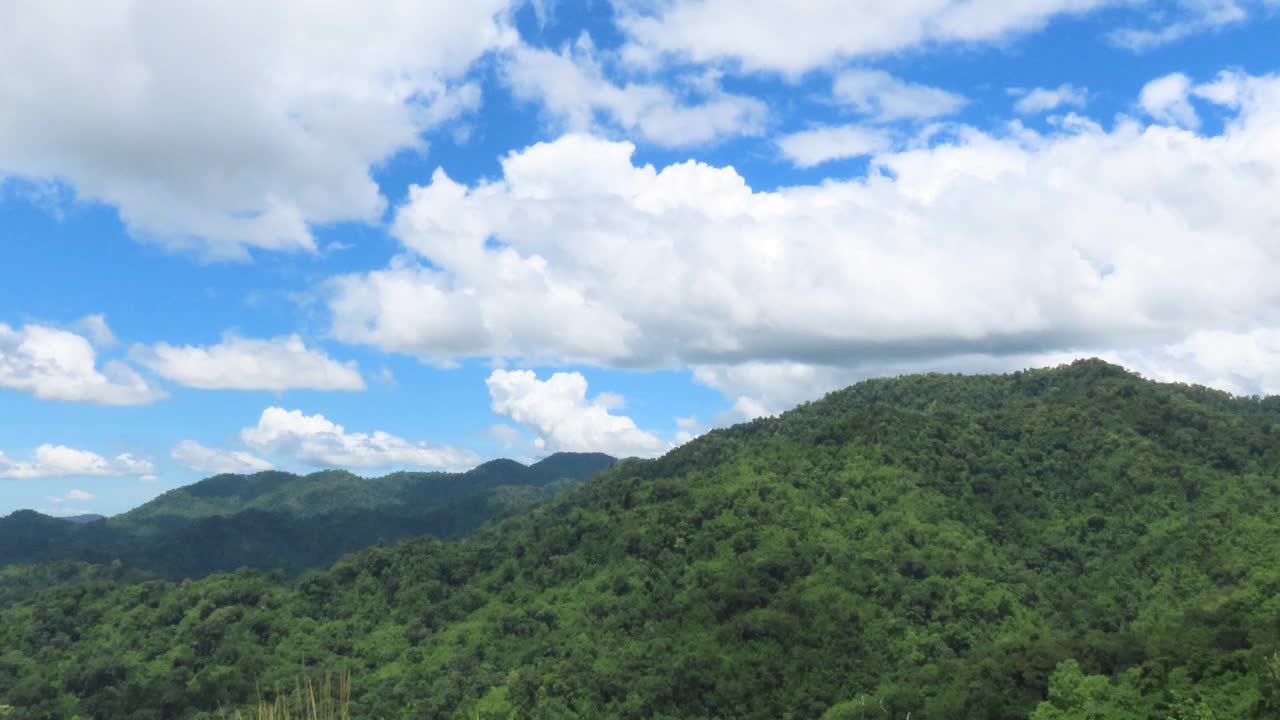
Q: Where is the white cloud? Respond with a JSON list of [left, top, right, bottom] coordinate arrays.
[[1013, 84, 1089, 114], [618, 0, 1122, 75], [0, 322, 164, 405], [1139, 73, 1199, 127], [488, 423, 525, 449], [1103, 329, 1280, 397], [327, 70, 1280, 406], [170, 440, 273, 474], [0, 1, 514, 259], [673, 416, 703, 446], [134, 334, 364, 391], [486, 370, 667, 457], [38, 506, 94, 517], [241, 407, 478, 471], [1109, 0, 1253, 51], [74, 315, 117, 348], [833, 70, 967, 122], [46, 489, 97, 504], [0, 444, 154, 480], [691, 352, 1101, 420], [693, 362, 865, 420], [695, 332, 1280, 421], [1194, 71, 1249, 106], [777, 125, 893, 167], [503, 39, 766, 147]]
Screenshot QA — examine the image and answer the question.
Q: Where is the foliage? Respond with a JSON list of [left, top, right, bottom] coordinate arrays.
[[1, 361, 1279, 719], [0, 453, 614, 581], [1028, 660, 1145, 719], [0, 560, 154, 609]]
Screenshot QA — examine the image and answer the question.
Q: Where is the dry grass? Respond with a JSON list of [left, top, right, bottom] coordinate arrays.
[[232, 671, 352, 720]]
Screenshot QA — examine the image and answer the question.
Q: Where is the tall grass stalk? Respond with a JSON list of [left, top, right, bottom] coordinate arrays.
[[232, 670, 352, 720]]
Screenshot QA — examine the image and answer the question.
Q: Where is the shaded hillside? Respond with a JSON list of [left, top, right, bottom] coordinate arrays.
[[3, 362, 1280, 719], [0, 452, 614, 581], [60, 514, 105, 524], [0, 510, 79, 559]]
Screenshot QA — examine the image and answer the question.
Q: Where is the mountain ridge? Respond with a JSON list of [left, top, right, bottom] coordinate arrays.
[[0, 451, 616, 581], [2, 362, 1279, 718]]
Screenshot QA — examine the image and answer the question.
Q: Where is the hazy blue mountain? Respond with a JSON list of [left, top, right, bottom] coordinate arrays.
[[60, 514, 105, 524]]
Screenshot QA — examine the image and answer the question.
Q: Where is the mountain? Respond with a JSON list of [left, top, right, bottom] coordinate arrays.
[[0, 510, 77, 551], [60, 514, 105, 524], [2, 362, 1280, 719], [115, 453, 614, 528], [0, 452, 615, 581]]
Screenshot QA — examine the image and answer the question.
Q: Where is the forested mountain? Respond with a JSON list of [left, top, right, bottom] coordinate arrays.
[[3, 361, 1280, 719], [0, 452, 614, 581], [60, 514, 105, 524]]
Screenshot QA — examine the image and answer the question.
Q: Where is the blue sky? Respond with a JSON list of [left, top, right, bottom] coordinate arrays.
[[2, 0, 1279, 516]]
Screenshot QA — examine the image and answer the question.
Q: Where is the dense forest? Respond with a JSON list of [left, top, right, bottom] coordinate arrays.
[[0, 452, 613, 589], [2, 360, 1279, 719]]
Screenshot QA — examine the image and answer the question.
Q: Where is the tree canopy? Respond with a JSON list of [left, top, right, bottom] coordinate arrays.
[[0, 453, 614, 585], [2, 361, 1278, 719]]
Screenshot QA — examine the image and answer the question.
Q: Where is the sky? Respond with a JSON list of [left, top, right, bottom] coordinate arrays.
[[2, 0, 1279, 516]]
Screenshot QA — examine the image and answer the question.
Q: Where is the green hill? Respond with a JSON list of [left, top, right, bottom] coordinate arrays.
[[60, 514, 105, 524], [2, 361, 1279, 719], [0, 452, 615, 581]]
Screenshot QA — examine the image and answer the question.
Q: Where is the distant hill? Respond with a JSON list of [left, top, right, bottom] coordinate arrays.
[[0, 510, 79, 558], [0, 452, 614, 581], [4, 362, 1280, 718], [60, 514, 105, 524]]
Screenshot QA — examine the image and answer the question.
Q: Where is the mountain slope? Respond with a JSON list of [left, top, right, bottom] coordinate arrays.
[[115, 453, 615, 527], [0, 452, 615, 580], [60, 514, 105, 524], [2, 362, 1279, 719]]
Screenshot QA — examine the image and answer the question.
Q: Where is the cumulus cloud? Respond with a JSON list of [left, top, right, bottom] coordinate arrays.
[[777, 125, 893, 167], [692, 362, 866, 420], [618, 0, 1122, 74], [1097, 329, 1280, 397], [486, 370, 667, 457], [0, 1, 513, 259], [1139, 73, 1199, 127], [327, 70, 1280, 409], [833, 70, 967, 122], [503, 38, 766, 147], [134, 334, 364, 391], [0, 322, 164, 405], [488, 423, 525, 449], [170, 440, 273, 474], [1013, 84, 1089, 114], [0, 444, 154, 479], [696, 332, 1280, 422], [240, 407, 478, 471]]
